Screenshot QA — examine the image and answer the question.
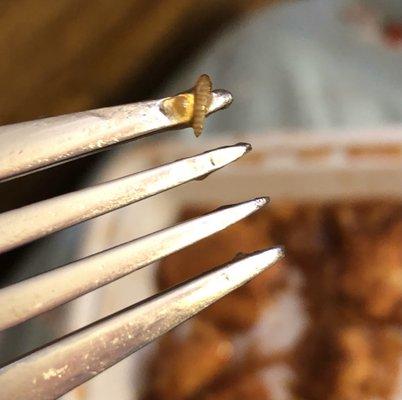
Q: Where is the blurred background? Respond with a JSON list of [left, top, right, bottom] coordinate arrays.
[[2, 0, 402, 399]]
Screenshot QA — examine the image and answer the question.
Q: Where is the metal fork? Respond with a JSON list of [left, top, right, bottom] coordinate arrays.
[[0, 78, 283, 400]]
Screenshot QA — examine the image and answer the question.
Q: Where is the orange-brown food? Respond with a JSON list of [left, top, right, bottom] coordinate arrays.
[[147, 320, 233, 400], [334, 325, 402, 400], [293, 323, 402, 400], [144, 201, 402, 400], [201, 373, 271, 400], [192, 74, 212, 137], [333, 204, 402, 322]]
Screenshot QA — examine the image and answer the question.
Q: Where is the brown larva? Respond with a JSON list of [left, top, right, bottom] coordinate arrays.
[[192, 74, 212, 137]]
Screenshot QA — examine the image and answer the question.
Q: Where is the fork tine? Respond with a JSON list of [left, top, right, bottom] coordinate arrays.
[[0, 247, 284, 400], [0, 143, 250, 253], [0, 89, 232, 182], [0, 197, 269, 331]]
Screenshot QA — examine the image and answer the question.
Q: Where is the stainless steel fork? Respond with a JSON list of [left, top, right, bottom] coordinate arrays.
[[0, 77, 283, 400]]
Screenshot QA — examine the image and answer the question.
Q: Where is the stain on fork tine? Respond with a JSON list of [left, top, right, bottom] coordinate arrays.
[[0, 247, 284, 400]]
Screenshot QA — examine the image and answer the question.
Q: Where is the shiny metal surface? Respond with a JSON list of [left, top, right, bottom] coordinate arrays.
[[0, 143, 250, 253], [0, 247, 283, 400], [0, 78, 284, 400], [0, 89, 233, 182], [0, 197, 267, 331]]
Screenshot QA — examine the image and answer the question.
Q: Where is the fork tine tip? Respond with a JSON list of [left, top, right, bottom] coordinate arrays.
[[209, 89, 233, 113]]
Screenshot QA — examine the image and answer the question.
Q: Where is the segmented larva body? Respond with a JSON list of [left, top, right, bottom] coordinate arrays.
[[192, 74, 212, 137]]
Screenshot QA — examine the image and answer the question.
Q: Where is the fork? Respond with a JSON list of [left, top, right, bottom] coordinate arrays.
[[0, 77, 283, 400]]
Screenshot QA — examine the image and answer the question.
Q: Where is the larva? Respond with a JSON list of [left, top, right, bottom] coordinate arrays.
[[192, 74, 212, 137]]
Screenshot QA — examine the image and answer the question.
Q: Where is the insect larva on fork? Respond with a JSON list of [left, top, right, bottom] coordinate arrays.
[[192, 74, 212, 138], [159, 74, 213, 138]]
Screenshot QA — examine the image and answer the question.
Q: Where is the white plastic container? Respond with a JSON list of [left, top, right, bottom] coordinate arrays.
[[62, 130, 402, 400]]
